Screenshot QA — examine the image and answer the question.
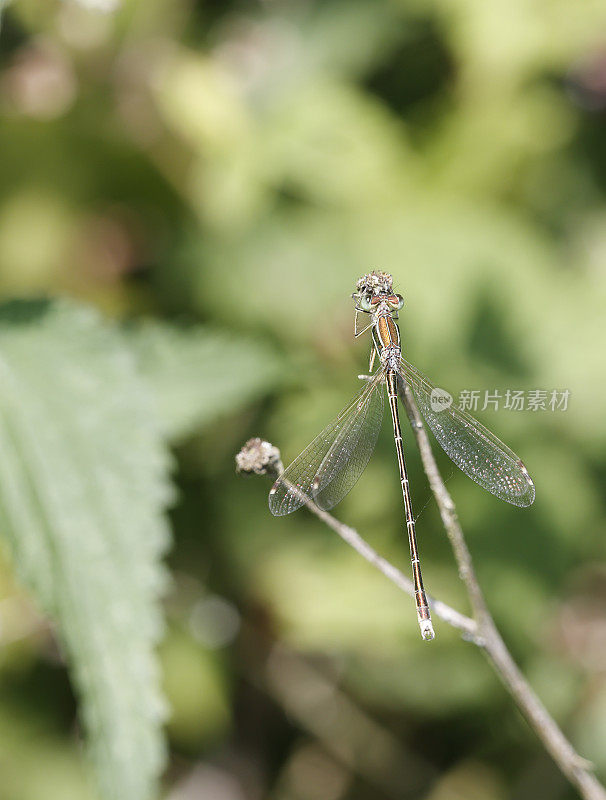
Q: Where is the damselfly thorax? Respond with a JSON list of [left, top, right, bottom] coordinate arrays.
[[373, 309, 401, 371]]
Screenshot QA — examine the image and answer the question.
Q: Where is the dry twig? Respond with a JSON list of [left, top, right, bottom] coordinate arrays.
[[236, 432, 605, 800]]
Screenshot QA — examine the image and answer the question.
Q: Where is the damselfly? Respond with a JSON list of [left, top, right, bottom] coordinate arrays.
[[269, 271, 535, 640]]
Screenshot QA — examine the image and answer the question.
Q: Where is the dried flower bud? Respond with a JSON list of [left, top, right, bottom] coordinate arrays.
[[236, 438, 283, 476]]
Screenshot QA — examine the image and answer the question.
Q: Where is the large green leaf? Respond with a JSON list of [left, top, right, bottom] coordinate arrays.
[[0, 299, 171, 800], [128, 321, 284, 442]]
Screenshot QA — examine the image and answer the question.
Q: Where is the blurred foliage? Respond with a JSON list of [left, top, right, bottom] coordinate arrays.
[[0, 0, 604, 799], [0, 298, 170, 800], [129, 321, 285, 442]]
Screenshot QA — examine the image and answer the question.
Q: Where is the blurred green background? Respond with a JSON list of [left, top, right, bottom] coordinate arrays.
[[0, 0, 605, 798]]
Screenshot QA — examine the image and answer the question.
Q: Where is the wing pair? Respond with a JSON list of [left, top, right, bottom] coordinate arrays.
[[269, 358, 535, 516]]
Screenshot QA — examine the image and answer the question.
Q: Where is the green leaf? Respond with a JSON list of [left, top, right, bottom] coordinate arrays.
[[127, 321, 284, 442], [0, 299, 171, 800]]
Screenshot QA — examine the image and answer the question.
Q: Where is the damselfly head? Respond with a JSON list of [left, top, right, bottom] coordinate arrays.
[[387, 293, 404, 311], [356, 269, 393, 296], [353, 270, 403, 313]]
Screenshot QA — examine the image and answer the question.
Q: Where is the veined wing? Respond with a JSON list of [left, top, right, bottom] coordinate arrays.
[[399, 357, 535, 507], [269, 371, 384, 516], [312, 372, 384, 510]]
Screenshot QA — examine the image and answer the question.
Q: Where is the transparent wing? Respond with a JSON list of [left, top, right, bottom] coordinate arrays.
[[399, 358, 535, 507], [269, 372, 384, 516], [312, 373, 384, 510]]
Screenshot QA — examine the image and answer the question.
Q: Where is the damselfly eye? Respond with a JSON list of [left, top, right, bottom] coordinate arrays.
[[390, 294, 404, 310], [359, 295, 372, 312]]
